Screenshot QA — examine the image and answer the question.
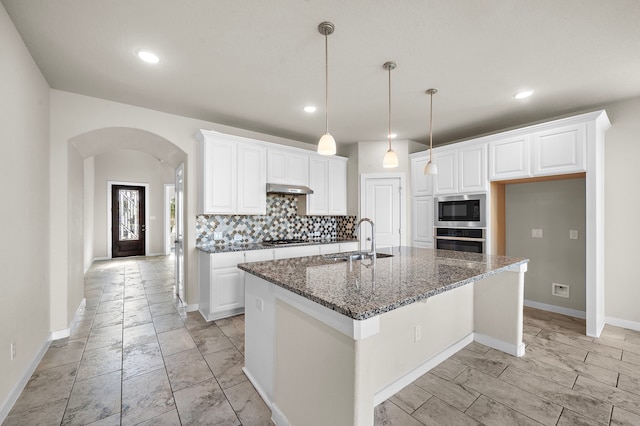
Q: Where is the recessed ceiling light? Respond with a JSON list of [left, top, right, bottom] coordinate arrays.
[[304, 106, 317, 113], [136, 49, 159, 64], [514, 89, 534, 99]]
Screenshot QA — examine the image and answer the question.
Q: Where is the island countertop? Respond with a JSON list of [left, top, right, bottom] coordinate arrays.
[[238, 246, 528, 321]]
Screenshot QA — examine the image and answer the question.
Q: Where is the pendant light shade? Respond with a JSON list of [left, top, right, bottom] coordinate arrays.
[[317, 21, 336, 155], [424, 88, 439, 175], [382, 61, 398, 168]]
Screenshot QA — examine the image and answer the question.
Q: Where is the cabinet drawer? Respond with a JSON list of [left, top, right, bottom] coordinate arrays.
[[211, 252, 245, 269], [245, 249, 274, 263]]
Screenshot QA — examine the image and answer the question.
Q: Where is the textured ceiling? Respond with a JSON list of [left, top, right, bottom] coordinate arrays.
[[3, 0, 639, 147]]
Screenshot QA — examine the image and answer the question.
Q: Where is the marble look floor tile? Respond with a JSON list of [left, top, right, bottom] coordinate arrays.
[[121, 368, 175, 426], [412, 396, 481, 426], [557, 408, 607, 426], [524, 344, 618, 386], [183, 311, 210, 330], [611, 406, 640, 426], [123, 298, 149, 313], [149, 301, 178, 317], [173, 378, 240, 425], [69, 319, 93, 340], [498, 365, 612, 425], [455, 368, 562, 426], [122, 341, 164, 379], [36, 339, 86, 371], [123, 307, 152, 328], [191, 324, 235, 355], [413, 372, 480, 411], [61, 370, 121, 425], [224, 380, 274, 426], [466, 395, 543, 426], [573, 375, 640, 417], [85, 324, 123, 351], [87, 413, 121, 425], [76, 343, 122, 381], [164, 347, 213, 392], [158, 327, 196, 356], [374, 400, 424, 426], [10, 362, 78, 414], [123, 322, 157, 349], [229, 335, 245, 354], [388, 383, 432, 414], [215, 314, 245, 339], [204, 346, 247, 390], [147, 292, 173, 304], [135, 409, 181, 425], [145, 285, 172, 295], [100, 290, 124, 303], [486, 348, 577, 388], [152, 312, 186, 333], [586, 352, 640, 379], [617, 373, 640, 396], [429, 357, 468, 380], [96, 299, 124, 314], [124, 287, 146, 300], [452, 347, 509, 377], [2, 395, 68, 426], [92, 310, 123, 329]]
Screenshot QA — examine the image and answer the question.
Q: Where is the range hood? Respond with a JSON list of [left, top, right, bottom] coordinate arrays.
[[266, 183, 314, 195]]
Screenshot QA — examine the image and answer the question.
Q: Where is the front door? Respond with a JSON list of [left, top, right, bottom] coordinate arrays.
[[112, 185, 146, 258]]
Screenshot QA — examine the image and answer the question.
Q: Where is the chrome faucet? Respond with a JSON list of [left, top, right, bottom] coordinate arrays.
[[356, 218, 376, 258]]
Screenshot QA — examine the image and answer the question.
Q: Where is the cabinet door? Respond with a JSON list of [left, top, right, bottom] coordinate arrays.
[[237, 143, 266, 214], [532, 123, 586, 176], [289, 152, 310, 186], [202, 138, 237, 213], [307, 157, 329, 215], [412, 197, 434, 244], [267, 150, 288, 184], [328, 158, 347, 215], [274, 245, 320, 259], [489, 135, 531, 180], [210, 266, 245, 313], [458, 144, 487, 193], [433, 150, 458, 195], [410, 156, 434, 196]]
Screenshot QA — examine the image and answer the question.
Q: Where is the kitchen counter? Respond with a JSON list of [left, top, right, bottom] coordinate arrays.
[[238, 246, 527, 320], [196, 238, 358, 254], [241, 247, 529, 425]]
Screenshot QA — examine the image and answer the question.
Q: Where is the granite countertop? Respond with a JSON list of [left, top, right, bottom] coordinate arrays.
[[238, 247, 528, 321], [196, 238, 358, 254]]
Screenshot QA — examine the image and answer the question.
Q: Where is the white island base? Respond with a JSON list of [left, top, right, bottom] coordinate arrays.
[[243, 263, 527, 426]]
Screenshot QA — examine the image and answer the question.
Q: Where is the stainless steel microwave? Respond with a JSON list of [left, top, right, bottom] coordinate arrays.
[[434, 194, 486, 228]]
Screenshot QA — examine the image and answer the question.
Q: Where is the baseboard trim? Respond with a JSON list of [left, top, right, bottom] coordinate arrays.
[[373, 333, 473, 406], [185, 304, 199, 313], [0, 337, 51, 422], [271, 403, 291, 426], [474, 332, 525, 357], [524, 299, 586, 319], [50, 328, 70, 340], [605, 316, 640, 333]]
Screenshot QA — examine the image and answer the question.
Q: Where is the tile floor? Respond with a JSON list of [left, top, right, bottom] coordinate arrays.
[[3, 255, 640, 425]]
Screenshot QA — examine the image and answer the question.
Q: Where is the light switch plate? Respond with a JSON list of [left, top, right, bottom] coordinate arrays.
[[570, 230, 578, 240], [532, 229, 543, 238]]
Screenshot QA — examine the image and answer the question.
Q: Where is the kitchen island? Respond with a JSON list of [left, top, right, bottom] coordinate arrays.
[[238, 247, 528, 426]]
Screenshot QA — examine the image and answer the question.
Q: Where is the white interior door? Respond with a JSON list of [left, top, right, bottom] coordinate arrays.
[[175, 163, 185, 303], [362, 176, 402, 249]]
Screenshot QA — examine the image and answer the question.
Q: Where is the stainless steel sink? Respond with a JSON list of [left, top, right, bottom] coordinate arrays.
[[323, 252, 393, 261]]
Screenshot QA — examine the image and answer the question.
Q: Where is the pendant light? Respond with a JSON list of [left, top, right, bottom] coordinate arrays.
[[382, 61, 399, 168], [423, 88, 439, 175], [317, 21, 336, 155]]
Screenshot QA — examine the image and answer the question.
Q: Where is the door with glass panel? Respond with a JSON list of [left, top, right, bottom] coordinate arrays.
[[111, 185, 146, 257]]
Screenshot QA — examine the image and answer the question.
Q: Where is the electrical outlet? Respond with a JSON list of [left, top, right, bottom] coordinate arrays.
[[569, 230, 578, 240], [414, 326, 422, 342], [255, 298, 264, 312], [214, 232, 223, 240], [552, 283, 570, 298], [10, 342, 16, 361], [531, 229, 543, 238]]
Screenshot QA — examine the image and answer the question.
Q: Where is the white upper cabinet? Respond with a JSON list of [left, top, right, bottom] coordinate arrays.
[[267, 149, 309, 186], [410, 156, 434, 196], [458, 144, 488, 193], [198, 131, 266, 215], [433, 149, 458, 195], [531, 123, 586, 176], [303, 156, 347, 216], [489, 135, 531, 180]]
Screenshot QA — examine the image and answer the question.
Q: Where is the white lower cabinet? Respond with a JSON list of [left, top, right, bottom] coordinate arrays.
[[199, 243, 357, 321]]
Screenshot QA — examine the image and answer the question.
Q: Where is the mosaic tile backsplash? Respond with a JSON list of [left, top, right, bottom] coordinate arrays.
[[196, 194, 357, 245]]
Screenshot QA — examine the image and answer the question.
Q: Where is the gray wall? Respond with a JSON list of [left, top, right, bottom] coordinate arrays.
[[506, 178, 586, 312], [0, 2, 51, 410], [93, 149, 175, 259]]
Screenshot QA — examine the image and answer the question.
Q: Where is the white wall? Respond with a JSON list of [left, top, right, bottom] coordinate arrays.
[[603, 97, 640, 325], [92, 149, 175, 258], [0, 2, 51, 413], [83, 157, 95, 272]]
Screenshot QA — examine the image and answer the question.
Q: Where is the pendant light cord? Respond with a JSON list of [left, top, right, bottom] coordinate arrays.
[[324, 32, 329, 134], [388, 66, 392, 150], [429, 91, 434, 162]]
